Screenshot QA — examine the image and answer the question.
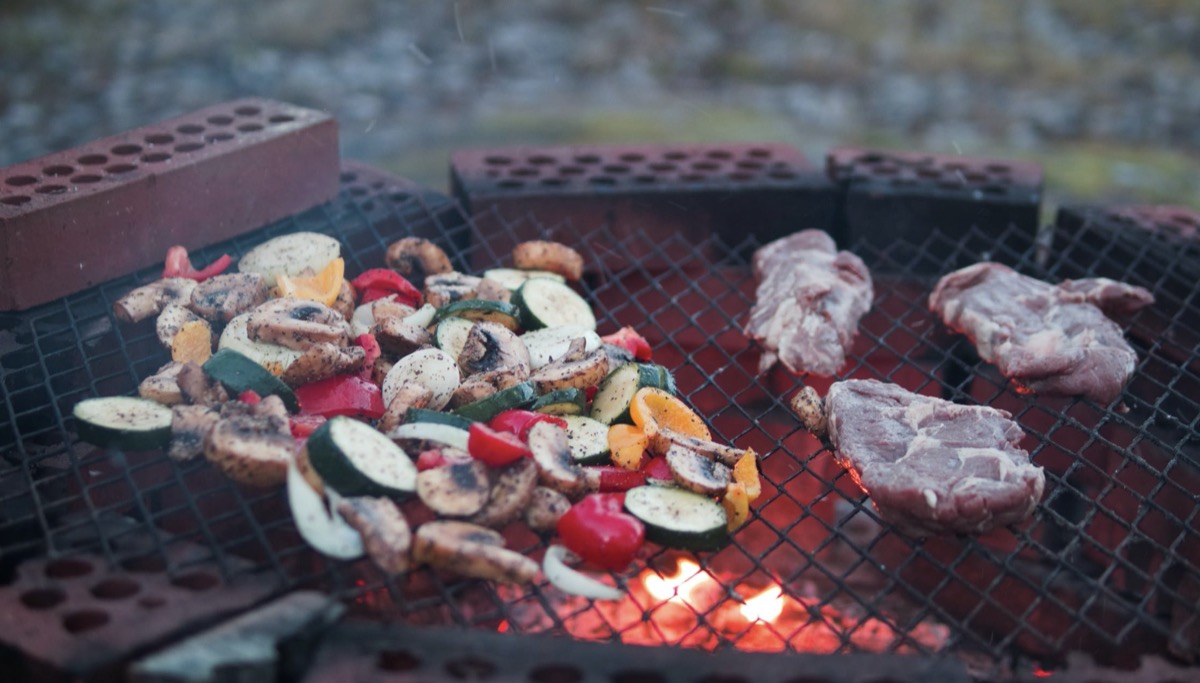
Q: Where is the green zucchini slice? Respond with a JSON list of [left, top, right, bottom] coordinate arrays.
[[588, 362, 676, 425], [305, 416, 417, 498], [624, 485, 729, 552], [453, 381, 538, 423], [202, 348, 299, 412], [512, 279, 595, 331], [73, 396, 173, 450]]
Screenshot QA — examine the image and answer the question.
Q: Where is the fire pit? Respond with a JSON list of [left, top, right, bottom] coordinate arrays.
[[0, 103, 1197, 682]]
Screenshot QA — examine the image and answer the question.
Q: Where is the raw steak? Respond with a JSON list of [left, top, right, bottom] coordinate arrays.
[[929, 262, 1154, 404], [746, 230, 873, 376], [818, 379, 1044, 537]]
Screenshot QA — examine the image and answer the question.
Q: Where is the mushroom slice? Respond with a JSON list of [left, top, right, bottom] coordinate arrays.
[[156, 302, 207, 349], [412, 520, 539, 584], [523, 486, 573, 532], [176, 361, 229, 407], [527, 421, 588, 497], [113, 278, 198, 324], [168, 404, 220, 462], [458, 322, 531, 377], [245, 297, 352, 351], [448, 367, 528, 408], [337, 496, 413, 575], [530, 347, 609, 395], [139, 361, 186, 406], [665, 443, 731, 495], [424, 272, 482, 309], [416, 460, 491, 517], [190, 273, 271, 323], [331, 279, 357, 321], [470, 458, 539, 528], [512, 240, 584, 281], [377, 381, 434, 434], [279, 342, 367, 387], [374, 316, 434, 356], [475, 277, 512, 304], [204, 411, 295, 487], [661, 429, 753, 468], [385, 237, 453, 287]]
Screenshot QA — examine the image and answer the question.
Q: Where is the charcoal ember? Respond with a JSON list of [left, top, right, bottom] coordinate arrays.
[[820, 379, 1045, 537], [827, 147, 1043, 272], [451, 143, 836, 272], [929, 261, 1153, 404], [746, 229, 873, 376], [0, 98, 340, 311]]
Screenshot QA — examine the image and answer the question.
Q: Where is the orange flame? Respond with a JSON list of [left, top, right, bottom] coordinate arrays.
[[642, 559, 711, 607], [739, 585, 784, 624]]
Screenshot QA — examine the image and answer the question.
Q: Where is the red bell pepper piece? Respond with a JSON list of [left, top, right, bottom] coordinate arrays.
[[488, 410, 567, 441], [162, 245, 232, 282], [289, 414, 327, 438], [238, 389, 262, 405], [641, 455, 673, 483], [556, 493, 645, 571], [416, 449, 449, 471], [468, 423, 532, 467], [601, 326, 653, 361], [591, 466, 647, 492], [355, 333, 381, 380], [295, 374, 385, 420], [351, 269, 421, 308]]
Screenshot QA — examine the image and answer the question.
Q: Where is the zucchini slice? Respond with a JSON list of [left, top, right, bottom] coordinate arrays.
[[305, 416, 418, 498], [512, 279, 596, 331], [433, 299, 522, 331], [405, 407, 474, 431], [532, 388, 587, 416], [434, 316, 476, 360], [202, 348, 299, 412], [624, 485, 729, 552], [520, 326, 602, 369], [453, 381, 538, 423], [588, 363, 676, 425], [482, 267, 567, 290], [73, 396, 173, 450], [560, 415, 611, 465]]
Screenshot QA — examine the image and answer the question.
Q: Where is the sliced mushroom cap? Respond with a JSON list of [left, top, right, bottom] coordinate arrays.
[[469, 458, 539, 528], [245, 297, 352, 351], [377, 381, 435, 434], [139, 361, 186, 406], [190, 273, 271, 323], [661, 429, 754, 468], [385, 237, 453, 287], [279, 342, 367, 387], [530, 347, 609, 395], [168, 403, 220, 462], [113, 278, 198, 324], [601, 342, 636, 373], [156, 302, 206, 349], [416, 460, 492, 517], [457, 321, 531, 377], [374, 316, 434, 357], [523, 486, 572, 532], [204, 412, 295, 487], [413, 520, 539, 584], [331, 279, 357, 321], [475, 277, 512, 304], [176, 361, 229, 407], [424, 272, 482, 309], [666, 443, 731, 495], [527, 421, 588, 497], [448, 367, 529, 408], [512, 240, 584, 281], [337, 496, 413, 575]]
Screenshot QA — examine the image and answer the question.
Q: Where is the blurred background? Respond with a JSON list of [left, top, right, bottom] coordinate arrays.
[[2, 0, 1198, 217]]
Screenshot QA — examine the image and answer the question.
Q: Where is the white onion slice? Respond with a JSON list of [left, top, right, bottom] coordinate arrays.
[[287, 457, 364, 560], [386, 422, 471, 451], [542, 545, 624, 601]]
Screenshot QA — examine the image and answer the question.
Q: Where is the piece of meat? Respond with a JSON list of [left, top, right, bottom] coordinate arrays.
[[745, 230, 873, 376], [929, 262, 1154, 404], [811, 379, 1044, 537]]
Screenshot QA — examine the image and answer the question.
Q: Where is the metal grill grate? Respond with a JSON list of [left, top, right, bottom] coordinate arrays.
[[1, 162, 1197, 678]]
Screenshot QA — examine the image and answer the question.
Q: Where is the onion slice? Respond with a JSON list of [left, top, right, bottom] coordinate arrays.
[[386, 422, 471, 451], [287, 457, 364, 559], [542, 544, 624, 601]]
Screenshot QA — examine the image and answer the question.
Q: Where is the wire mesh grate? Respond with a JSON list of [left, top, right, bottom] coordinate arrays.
[[0, 166, 1197, 673]]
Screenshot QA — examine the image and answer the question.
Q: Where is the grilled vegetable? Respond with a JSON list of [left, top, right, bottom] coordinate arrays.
[[203, 348, 299, 412], [385, 236, 453, 286], [482, 267, 566, 290], [381, 347, 461, 411], [623, 485, 728, 552], [520, 326, 602, 370], [470, 458, 539, 528], [453, 382, 538, 423], [337, 496, 413, 574], [239, 232, 342, 287], [386, 422, 471, 451], [295, 374, 384, 420], [665, 443, 731, 495], [488, 409, 567, 440], [527, 421, 588, 496], [167, 404, 219, 461], [561, 415, 611, 465], [190, 273, 271, 323], [589, 363, 676, 425], [73, 396, 173, 450], [556, 493, 644, 571], [456, 322, 531, 377], [530, 347, 609, 395], [434, 316, 476, 360], [374, 316, 434, 356], [630, 387, 710, 455], [275, 257, 345, 307], [600, 326, 653, 361], [412, 520, 538, 584], [513, 278, 595, 330], [205, 410, 295, 487], [531, 388, 587, 416], [156, 302, 205, 349], [416, 459, 491, 517], [138, 362, 186, 406], [351, 268, 422, 307], [511, 240, 584, 281], [244, 297, 352, 352], [524, 487, 573, 532], [543, 545, 624, 601], [305, 416, 417, 498], [170, 319, 214, 364], [467, 423, 532, 467], [113, 278, 198, 324], [607, 423, 649, 470], [286, 457, 364, 560], [162, 245, 233, 281], [405, 407, 473, 430], [435, 299, 523, 332], [218, 312, 305, 376], [377, 383, 435, 434], [279, 342, 367, 387]]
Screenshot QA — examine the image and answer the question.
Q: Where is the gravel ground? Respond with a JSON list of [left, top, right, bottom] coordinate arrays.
[[2, 1, 1198, 203]]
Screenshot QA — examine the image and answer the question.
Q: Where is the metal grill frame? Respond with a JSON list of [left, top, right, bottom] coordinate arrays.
[[1, 161, 1197, 680]]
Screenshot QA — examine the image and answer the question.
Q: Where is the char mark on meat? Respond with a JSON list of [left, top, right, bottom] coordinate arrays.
[[820, 379, 1044, 537], [745, 230, 873, 376], [929, 262, 1154, 404]]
